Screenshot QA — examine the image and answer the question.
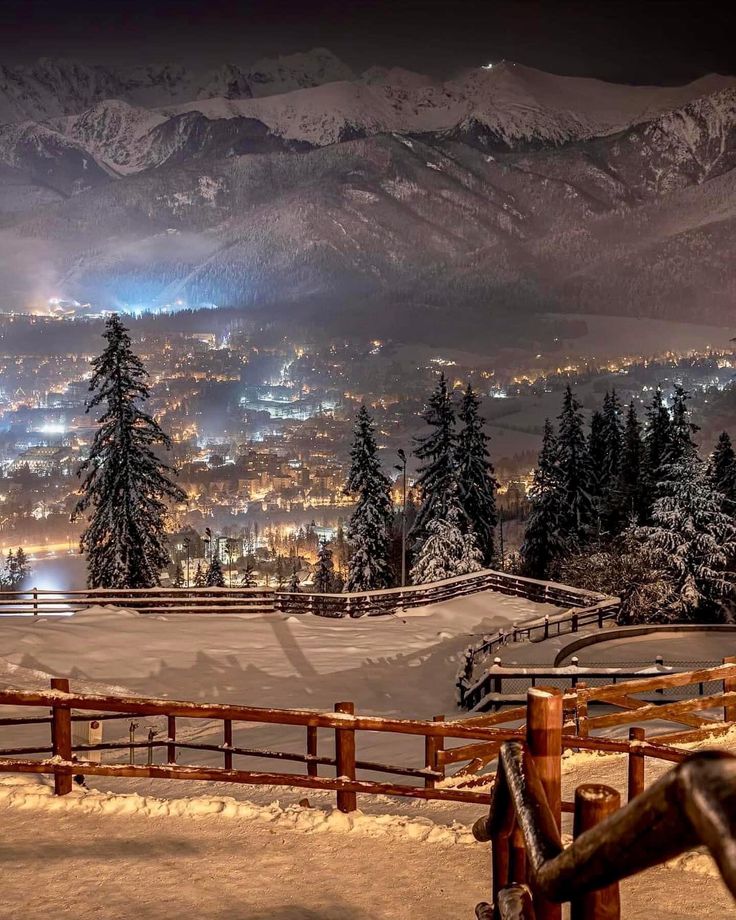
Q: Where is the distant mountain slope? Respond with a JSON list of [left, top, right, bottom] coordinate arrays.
[[0, 54, 735, 334]]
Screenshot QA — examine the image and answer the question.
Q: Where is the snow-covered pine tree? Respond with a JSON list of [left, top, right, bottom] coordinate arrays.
[[14, 548, 29, 585], [193, 562, 206, 587], [600, 390, 623, 532], [642, 385, 672, 518], [587, 409, 607, 534], [520, 419, 567, 579], [666, 383, 699, 465], [345, 406, 394, 591], [241, 559, 257, 587], [557, 385, 594, 543], [617, 400, 647, 525], [73, 314, 186, 588], [313, 539, 337, 592], [205, 555, 226, 588], [409, 486, 482, 584], [633, 454, 736, 622], [411, 373, 458, 545], [456, 383, 498, 565], [172, 561, 185, 588], [709, 431, 736, 514], [287, 570, 301, 593], [4, 549, 16, 588]]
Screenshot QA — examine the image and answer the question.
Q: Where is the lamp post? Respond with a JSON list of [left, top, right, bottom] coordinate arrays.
[[395, 449, 408, 587]]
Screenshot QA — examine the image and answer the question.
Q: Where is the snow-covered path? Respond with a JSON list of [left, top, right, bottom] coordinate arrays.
[[1, 772, 734, 920]]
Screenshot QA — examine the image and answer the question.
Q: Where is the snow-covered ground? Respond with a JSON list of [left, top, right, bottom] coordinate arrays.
[[1, 594, 736, 917], [0, 590, 560, 807]]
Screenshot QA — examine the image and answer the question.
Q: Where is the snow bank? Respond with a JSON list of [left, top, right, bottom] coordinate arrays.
[[0, 774, 475, 847]]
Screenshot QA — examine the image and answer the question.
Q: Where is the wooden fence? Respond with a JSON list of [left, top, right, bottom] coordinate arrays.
[[0, 568, 615, 620], [471, 689, 736, 919]]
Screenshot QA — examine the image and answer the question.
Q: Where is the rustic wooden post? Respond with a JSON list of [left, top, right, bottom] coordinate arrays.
[[572, 613, 579, 633], [627, 727, 645, 801], [424, 714, 445, 789], [307, 725, 318, 777], [334, 701, 357, 813], [723, 657, 736, 722], [167, 715, 176, 763], [491, 832, 511, 920], [526, 687, 563, 920], [509, 822, 527, 885], [571, 784, 621, 920], [50, 677, 72, 796], [33, 586, 38, 616], [224, 719, 233, 770]]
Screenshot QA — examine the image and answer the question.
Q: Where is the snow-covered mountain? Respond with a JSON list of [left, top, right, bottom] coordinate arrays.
[[1, 51, 735, 335]]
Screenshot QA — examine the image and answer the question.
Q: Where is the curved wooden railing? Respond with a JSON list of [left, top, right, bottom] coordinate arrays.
[[473, 741, 736, 919]]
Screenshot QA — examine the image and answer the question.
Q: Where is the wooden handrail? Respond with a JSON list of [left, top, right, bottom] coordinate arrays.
[[474, 741, 736, 916]]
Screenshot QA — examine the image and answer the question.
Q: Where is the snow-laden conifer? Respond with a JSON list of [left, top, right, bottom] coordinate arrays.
[[456, 383, 498, 565], [313, 539, 337, 593], [73, 314, 186, 588], [557, 385, 594, 542], [410, 486, 482, 584], [520, 419, 567, 578], [709, 431, 736, 514], [345, 406, 394, 591], [411, 374, 458, 545]]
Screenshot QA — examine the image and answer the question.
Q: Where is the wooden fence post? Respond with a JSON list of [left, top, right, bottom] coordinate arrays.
[[576, 683, 588, 737], [334, 701, 357, 813], [723, 658, 736, 722], [50, 677, 72, 796], [307, 725, 318, 777], [627, 727, 645, 801], [33, 587, 38, 616], [526, 687, 563, 920], [571, 784, 621, 920], [424, 714, 445, 789], [224, 719, 233, 770], [167, 715, 176, 763]]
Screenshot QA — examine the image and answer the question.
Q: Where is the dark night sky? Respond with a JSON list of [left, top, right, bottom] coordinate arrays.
[[0, 0, 734, 84]]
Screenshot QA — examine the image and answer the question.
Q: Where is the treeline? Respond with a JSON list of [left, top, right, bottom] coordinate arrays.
[[343, 373, 498, 589], [520, 384, 736, 624]]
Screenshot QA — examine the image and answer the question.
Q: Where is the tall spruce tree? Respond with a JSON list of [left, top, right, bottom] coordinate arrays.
[[556, 385, 593, 544], [666, 383, 699, 465], [205, 555, 226, 587], [709, 432, 736, 514], [600, 390, 623, 531], [411, 373, 458, 546], [618, 401, 647, 525], [410, 485, 482, 584], [520, 420, 567, 579], [588, 409, 607, 534], [456, 383, 498, 565], [345, 406, 394, 591], [73, 315, 186, 588], [642, 386, 672, 517]]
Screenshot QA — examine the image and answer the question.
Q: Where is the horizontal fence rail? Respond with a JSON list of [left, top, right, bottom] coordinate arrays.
[[0, 569, 611, 619], [471, 687, 736, 920]]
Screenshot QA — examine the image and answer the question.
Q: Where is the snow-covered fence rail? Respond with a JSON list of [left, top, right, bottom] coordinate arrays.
[[443, 661, 736, 781], [277, 568, 614, 618], [0, 586, 275, 616], [457, 594, 620, 707], [471, 687, 736, 919], [0, 678, 532, 810]]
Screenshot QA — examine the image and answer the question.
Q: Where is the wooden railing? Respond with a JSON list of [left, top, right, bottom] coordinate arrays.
[[443, 660, 736, 782], [0, 568, 609, 619], [0, 678, 536, 810], [0, 586, 275, 616], [471, 689, 736, 919], [457, 597, 621, 707]]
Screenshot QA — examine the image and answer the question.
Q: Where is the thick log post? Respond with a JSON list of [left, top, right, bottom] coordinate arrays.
[[307, 725, 318, 777], [424, 715, 445, 789], [224, 719, 233, 770], [167, 715, 176, 764], [571, 784, 621, 920], [526, 687, 563, 920], [50, 677, 72, 795], [723, 658, 736, 722], [627, 727, 645, 801], [491, 832, 511, 920], [334, 701, 357, 813]]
